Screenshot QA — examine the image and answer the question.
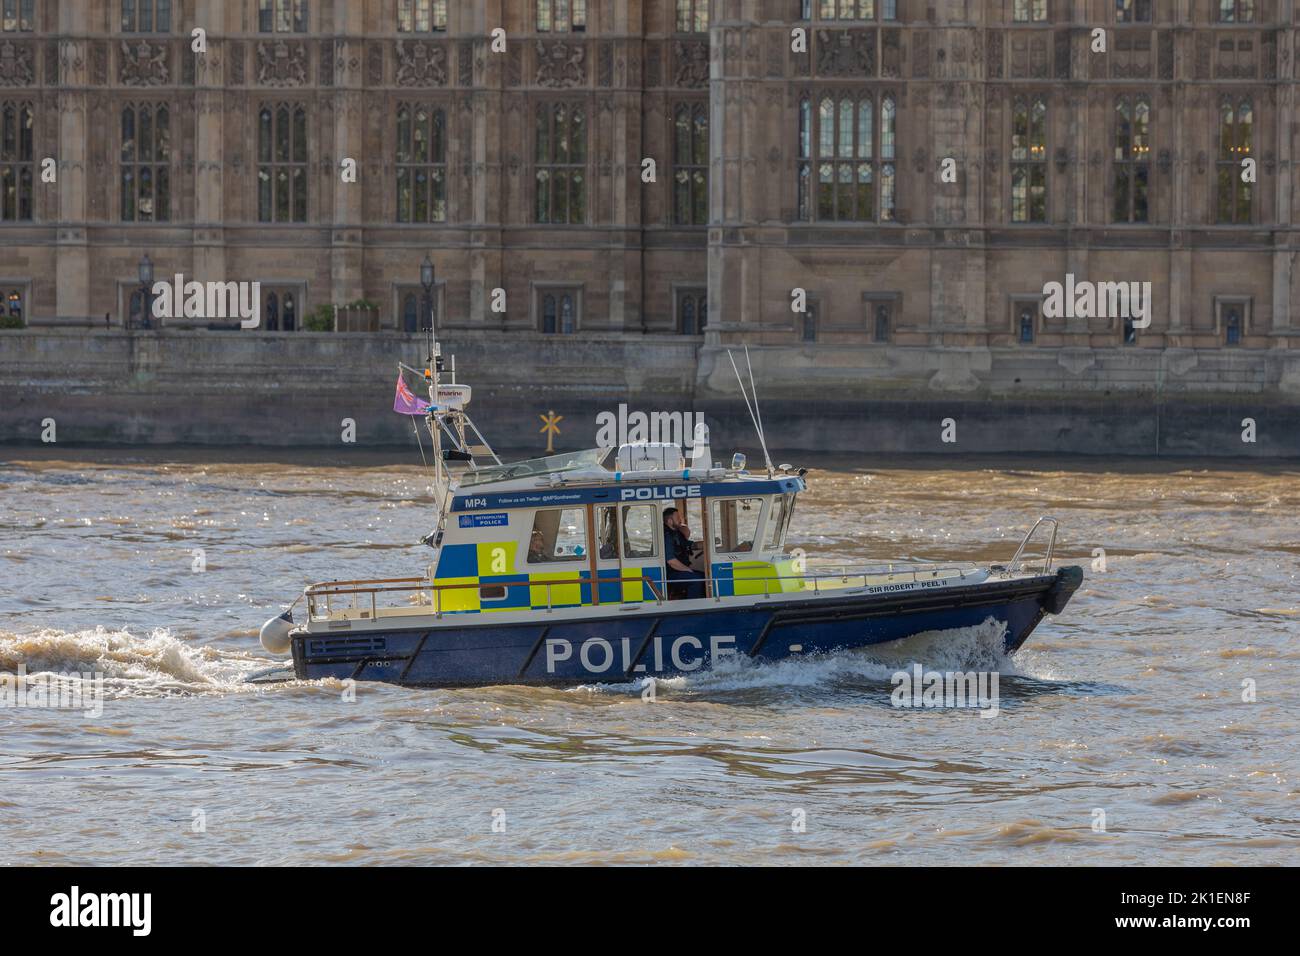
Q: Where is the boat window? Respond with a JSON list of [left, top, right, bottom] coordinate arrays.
[[621, 505, 657, 559], [596, 505, 617, 560], [762, 494, 787, 550], [710, 497, 763, 554], [528, 508, 587, 563]]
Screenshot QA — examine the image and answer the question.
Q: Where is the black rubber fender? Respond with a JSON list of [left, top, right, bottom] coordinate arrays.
[[1046, 565, 1084, 615]]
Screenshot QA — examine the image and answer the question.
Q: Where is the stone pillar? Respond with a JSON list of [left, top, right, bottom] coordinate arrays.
[[1271, 8, 1295, 333], [54, 9, 89, 324], [189, 0, 227, 327], [330, 0, 365, 310]]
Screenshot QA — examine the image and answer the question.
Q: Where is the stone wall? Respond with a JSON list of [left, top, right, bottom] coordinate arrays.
[[1, 330, 1296, 457]]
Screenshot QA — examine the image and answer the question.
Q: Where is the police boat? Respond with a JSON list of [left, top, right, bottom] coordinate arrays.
[[257, 339, 1083, 688]]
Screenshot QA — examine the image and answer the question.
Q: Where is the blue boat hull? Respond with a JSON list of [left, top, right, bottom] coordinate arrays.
[[291, 567, 1083, 688]]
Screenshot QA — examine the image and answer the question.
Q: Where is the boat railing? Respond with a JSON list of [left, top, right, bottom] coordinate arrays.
[[303, 574, 668, 622], [1007, 516, 1059, 574], [301, 562, 987, 622]]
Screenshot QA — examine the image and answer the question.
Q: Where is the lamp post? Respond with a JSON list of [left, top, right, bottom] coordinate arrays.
[[137, 253, 154, 330], [420, 254, 435, 333]]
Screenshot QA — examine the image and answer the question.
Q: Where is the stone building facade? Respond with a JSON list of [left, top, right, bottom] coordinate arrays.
[[0, 0, 1297, 354]]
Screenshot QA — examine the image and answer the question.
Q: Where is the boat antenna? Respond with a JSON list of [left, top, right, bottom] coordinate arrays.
[[727, 348, 774, 476], [744, 345, 774, 477]]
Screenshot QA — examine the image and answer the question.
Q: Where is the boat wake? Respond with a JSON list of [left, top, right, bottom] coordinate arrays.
[[0, 626, 276, 698], [579, 618, 1088, 700]]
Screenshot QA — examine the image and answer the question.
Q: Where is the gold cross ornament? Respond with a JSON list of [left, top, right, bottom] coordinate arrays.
[[539, 410, 563, 453]]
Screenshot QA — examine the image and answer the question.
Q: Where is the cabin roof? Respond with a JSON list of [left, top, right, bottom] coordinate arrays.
[[450, 475, 805, 513]]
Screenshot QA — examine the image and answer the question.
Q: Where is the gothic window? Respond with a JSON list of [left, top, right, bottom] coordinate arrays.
[[1015, 302, 1038, 344], [1, 0, 32, 31], [5, 288, 22, 324], [536, 0, 585, 32], [1010, 94, 1047, 223], [538, 288, 580, 333], [0, 101, 33, 221], [797, 91, 896, 222], [1113, 95, 1150, 223], [257, 104, 308, 222], [1012, 0, 1047, 22], [395, 284, 438, 331], [402, 292, 419, 333], [1216, 298, 1250, 345], [800, 300, 819, 342], [676, 288, 707, 334], [120, 104, 170, 222], [1216, 97, 1252, 224], [261, 286, 301, 331], [673, 102, 708, 225], [676, 0, 708, 32], [396, 104, 447, 223], [864, 295, 897, 342], [397, 0, 447, 32], [121, 0, 172, 31], [258, 0, 307, 33], [1218, 0, 1254, 22], [535, 102, 587, 224], [816, 0, 896, 19], [1224, 308, 1241, 345], [1114, 0, 1151, 21]]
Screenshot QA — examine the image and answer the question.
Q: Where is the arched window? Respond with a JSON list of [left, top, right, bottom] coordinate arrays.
[[397, 0, 447, 32], [535, 102, 587, 224], [396, 104, 447, 223], [121, 104, 171, 222], [127, 288, 153, 329], [265, 292, 280, 331], [1113, 95, 1151, 223], [1216, 98, 1252, 224], [538, 288, 579, 333], [874, 302, 890, 342], [1010, 94, 1047, 223], [0, 101, 34, 222], [797, 91, 895, 222], [402, 293, 418, 333], [676, 289, 706, 334], [673, 103, 709, 225], [282, 292, 296, 331], [1019, 307, 1035, 344], [1225, 309, 1241, 346], [258, 104, 308, 222]]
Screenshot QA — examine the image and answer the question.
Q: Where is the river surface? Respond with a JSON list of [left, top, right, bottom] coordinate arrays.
[[1, 449, 1297, 866]]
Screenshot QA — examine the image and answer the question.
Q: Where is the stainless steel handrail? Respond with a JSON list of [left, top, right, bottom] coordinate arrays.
[[1007, 516, 1059, 574], [302, 563, 984, 622]]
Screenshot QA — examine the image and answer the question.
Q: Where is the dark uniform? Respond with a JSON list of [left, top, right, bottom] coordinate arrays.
[[664, 522, 705, 600]]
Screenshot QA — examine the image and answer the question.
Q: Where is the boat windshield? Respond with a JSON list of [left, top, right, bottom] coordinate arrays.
[[459, 447, 616, 487]]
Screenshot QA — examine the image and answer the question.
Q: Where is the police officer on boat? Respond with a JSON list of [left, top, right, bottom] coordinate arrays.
[[663, 507, 705, 599]]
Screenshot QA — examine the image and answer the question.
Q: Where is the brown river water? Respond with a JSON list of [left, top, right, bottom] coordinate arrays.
[[1, 449, 1297, 865]]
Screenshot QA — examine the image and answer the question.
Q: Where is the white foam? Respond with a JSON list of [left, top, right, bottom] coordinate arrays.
[[0, 626, 274, 697], [578, 617, 1055, 695]]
